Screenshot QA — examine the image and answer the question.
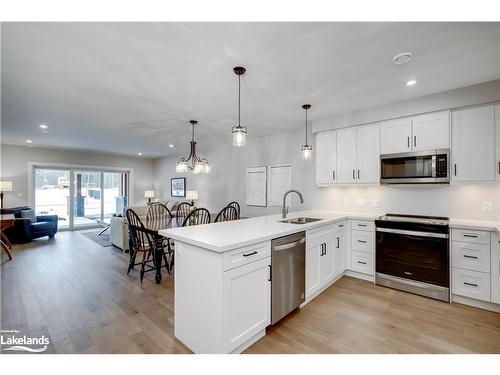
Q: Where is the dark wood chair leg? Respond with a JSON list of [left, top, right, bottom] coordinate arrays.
[[1, 240, 12, 260], [140, 251, 148, 283], [127, 248, 137, 275]]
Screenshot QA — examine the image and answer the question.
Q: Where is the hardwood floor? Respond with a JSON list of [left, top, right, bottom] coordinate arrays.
[[1, 231, 499, 354]]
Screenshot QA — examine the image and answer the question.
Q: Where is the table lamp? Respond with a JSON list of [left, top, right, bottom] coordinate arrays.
[[186, 190, 198, 206], [0, 180, 13, 210], [144, 190, 155, 204]]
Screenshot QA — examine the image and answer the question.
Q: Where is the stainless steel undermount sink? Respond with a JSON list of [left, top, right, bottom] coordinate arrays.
[[279, 217, 322, 224]]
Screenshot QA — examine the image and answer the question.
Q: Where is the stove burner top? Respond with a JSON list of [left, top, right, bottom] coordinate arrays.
[[376, 214, 449, 226]]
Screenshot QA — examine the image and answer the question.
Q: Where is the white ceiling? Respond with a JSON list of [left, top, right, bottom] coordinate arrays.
[[2, 22, 500, 157]]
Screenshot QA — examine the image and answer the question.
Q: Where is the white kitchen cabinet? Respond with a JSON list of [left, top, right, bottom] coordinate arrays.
[[491, 233, 500, 304], [337, 128, 357, 184], [306, 240, 322, 297], [321, 239, 336, 285], [223, 256, 271, 352], [380, 117, 412, 154], [315, 130, 338, 184], [495, 104, 500, 181], [412, 110, 450, 151], [452, 105, 495, 182], [452, 268, 491, 302], [356, 124, 380, 183], [333, 223, 347, 278]]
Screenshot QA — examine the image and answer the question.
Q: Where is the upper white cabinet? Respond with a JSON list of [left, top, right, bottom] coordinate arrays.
[[380, 117, 412, 154], [380, 111, 450, 154], [495, 104, 500, 181], [452, 105, 495, 182], [315, 130, 338, 185], [356, 124, 381, 183], [337, 128, 357, 184], [412, 111, 450, 151]]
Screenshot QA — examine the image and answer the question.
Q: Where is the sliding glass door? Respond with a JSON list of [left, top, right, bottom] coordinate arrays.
[[34, 166, 129, 230], [34, 168, 71, 229]]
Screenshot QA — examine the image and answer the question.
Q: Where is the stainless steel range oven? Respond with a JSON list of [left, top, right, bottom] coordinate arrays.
[[375, 214, 450, 302]]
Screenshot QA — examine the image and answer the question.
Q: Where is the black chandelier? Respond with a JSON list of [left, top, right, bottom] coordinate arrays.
[[176, 120, 211, 174]]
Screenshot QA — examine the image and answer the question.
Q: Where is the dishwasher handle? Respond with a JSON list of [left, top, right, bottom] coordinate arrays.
[[273, 237, 306, 251]]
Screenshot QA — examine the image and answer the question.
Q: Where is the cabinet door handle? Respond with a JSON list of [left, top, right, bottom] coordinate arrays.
[[243, 251, 258, 257], [320, 243, 324, 256], [324, 243, 327, 255], [414, 136, 416, 147], [352, 169, 355, 180], [268, 265, 272, 282], [357, 240, 367, 243], [463, 282, 478, 287], [454, 164, 457, 176], [332, 170, 335, 180], [357, 261, 367, 265], [463, 254, 478, 259], [498, 161, 500, 175], [463, 234, 478, 238], [357, 169, 360, 179], [336, 237, 340, 249], [357, 224, 367, 227], [338, 224, 344, 227], [407, 136, 410, 148]]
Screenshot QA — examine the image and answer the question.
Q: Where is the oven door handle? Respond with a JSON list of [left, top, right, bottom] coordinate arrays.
[[376, 227, 449, 239]]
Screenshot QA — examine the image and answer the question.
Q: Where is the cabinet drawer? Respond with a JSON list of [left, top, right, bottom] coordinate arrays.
[[351, 220, 374, 231], [452, 228, 490, 245], [452, 241, 491, 273], [223, 241, 271, 271], [452, 268, 491, 302], [351, 230, 374, 253], [350, 251, 374, 275]]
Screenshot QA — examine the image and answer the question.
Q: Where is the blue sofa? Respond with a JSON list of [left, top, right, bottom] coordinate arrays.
[[0, 206, 58, 243]]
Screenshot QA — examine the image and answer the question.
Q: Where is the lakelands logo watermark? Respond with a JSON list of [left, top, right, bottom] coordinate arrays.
[[1, 329, 49, 353]]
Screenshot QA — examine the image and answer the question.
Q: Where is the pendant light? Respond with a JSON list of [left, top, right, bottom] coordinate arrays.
[[176, 120, 211, 174], [232, 66, 247, 147], [301, 104, 312, 160]]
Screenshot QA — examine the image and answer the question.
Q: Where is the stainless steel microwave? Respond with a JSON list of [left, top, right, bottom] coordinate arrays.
[[380, 149, 450, 184]]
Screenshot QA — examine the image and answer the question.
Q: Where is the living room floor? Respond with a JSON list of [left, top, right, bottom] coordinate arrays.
[[1, 231, 499, 354]]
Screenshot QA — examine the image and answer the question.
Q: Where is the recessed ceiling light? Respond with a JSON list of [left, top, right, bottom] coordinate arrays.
[[26, 139, 32, 143], [137, 152, 142, 156], [393, 52, 412, 65], [39, 124, 48, 129], [406, 80, 417, 86], [169, 144, 174, 148]]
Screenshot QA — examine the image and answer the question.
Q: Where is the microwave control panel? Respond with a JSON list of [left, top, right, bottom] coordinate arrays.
[[435, 155, 448, 177]]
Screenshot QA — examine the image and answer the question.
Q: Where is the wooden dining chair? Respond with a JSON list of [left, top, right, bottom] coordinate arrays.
[[176, 202, 193, 222], [126, 208, 156, 282], [214, 205, 238, 223], [182, 208, 211, 227], [227, 201, 241, 219], [146, 203, 173, 230]]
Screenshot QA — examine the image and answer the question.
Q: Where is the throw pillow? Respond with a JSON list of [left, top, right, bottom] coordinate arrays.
[[20, 209, 36, 222]]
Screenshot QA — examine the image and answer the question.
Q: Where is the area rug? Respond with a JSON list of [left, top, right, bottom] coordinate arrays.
[[81, 230, 112, 247]]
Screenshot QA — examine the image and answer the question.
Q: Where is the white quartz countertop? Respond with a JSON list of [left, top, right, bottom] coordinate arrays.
[[159, 210, 500, 252], [449, 218, 500, 232], [159, 210, 378, 253]]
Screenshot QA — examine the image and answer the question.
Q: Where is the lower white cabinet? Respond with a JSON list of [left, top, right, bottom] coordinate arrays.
[[452, 268, 491, 302], [223, 256, 271, 352], [306, 222, 346, 300], [491, 235, 500, 304], [451, 241, 490, 273]]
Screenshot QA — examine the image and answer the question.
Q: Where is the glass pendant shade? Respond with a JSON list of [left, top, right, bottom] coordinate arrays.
[[232, 126, 247, 147], [176, 158, 188, 173], [301, 145, 312, 160]]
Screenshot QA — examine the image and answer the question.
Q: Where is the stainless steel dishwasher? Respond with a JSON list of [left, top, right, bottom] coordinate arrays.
[[271, 231, 306, 324]]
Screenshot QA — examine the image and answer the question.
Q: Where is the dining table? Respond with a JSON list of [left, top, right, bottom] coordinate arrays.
[[142, 214, 217, 284]]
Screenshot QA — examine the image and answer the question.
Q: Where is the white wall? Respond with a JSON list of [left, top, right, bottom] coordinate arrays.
[[0, 144, 155, 208], [154, 124, 500, 221]]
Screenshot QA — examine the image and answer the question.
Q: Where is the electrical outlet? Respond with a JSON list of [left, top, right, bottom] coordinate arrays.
[[373, 198, 379, 208], [482, 201, 493, 213], [356, 198, 365, 206], [343, 197, 350, 206]]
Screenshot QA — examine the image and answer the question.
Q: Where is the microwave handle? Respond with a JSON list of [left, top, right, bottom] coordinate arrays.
[[431, 155, 436, 178]]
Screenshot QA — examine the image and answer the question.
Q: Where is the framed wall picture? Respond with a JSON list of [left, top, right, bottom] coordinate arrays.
[[171, 177, 186, 197]]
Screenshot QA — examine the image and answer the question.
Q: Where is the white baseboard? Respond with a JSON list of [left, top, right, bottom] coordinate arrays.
[[344, 269, 375, 282], [452, 294, 500, 313], [230, 329, 266, 354]]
